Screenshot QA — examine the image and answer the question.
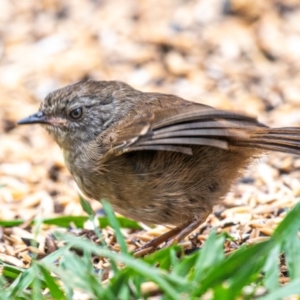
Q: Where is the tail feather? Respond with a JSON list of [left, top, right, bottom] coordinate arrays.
[[236, 127, 300, 155], [237, 141, 300, 155]]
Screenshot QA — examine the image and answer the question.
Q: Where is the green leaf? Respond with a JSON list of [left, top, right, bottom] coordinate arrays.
[[144, 245, 180, 270], [39, 264, 65, 300], [193, 230, 225, 281], [172, 251, 198, 278], [54, 232, 185, 299], [31, 265, 42, 300], [0, 220, 23, 227], [263, 245, 280, 291], [52, 250, 102, 298], [283, 237, 300, 280], [102, 200, 127, 254], [41, 244, 72, 264], [0, 215, 141, 229], [7, 265, 40, 298], [272, 202, 300, 242], [79, 195, 94, 216], [259, 278, 300, 300], [0, 263, 24, 280], [272, 202, 300, 281], [110, 216, 141, 229], [192, 241, 272, 297]]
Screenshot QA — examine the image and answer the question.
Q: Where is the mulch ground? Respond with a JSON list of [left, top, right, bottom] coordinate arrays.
[[1, 0, 300, 286]]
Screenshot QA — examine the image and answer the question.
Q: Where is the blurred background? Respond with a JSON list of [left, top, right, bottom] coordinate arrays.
[[1, 0, 300, 225]]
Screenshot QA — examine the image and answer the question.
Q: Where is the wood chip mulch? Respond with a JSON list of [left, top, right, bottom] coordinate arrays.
[[1, 0, 300, 287]]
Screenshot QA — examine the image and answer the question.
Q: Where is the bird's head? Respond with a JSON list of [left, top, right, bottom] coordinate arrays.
[[18, 80, 137, 149]]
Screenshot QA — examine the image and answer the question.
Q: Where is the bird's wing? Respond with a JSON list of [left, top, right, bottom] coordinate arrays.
[[105, 104, 265, 155]]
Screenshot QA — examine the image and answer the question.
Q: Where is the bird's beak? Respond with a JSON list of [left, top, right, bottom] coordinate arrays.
[[17, 111, 49, 125]]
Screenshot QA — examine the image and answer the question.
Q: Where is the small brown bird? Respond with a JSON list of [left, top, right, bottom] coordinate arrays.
[[18, 80, 300, 254]]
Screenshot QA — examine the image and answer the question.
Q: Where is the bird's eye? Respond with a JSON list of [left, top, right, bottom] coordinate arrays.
[[69, 107, 83, 119]]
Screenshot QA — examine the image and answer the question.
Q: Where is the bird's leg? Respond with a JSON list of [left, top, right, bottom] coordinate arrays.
[[164, 217, 205, 247], [134, 215, 208, 257]]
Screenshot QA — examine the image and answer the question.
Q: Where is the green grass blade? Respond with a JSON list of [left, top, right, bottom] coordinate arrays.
[[79, 195, 94, 216], [272, 202, 300, 241], [259, 278, 300, 300], [263, 245, 280, 291], [7, 266, 37, 298], [0, 263, 24, 280], [283, 238, 300, 280], [192, 240, 273, 297], [0, 216, 141, 229], [31, 264, 42, 300], [54, 232, 184, 299], [39, 264, 65, 300], [101, 200, 128, 254], [193, 230, 225, 281]]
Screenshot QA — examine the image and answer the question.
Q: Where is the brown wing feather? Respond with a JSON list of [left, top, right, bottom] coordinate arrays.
[[151, 107, 262, 129], [108, 104, 261, 155], [105, 101, 300, 156]]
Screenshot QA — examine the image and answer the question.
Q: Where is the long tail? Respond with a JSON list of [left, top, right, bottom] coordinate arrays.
[[236, 127, 300, 155]]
